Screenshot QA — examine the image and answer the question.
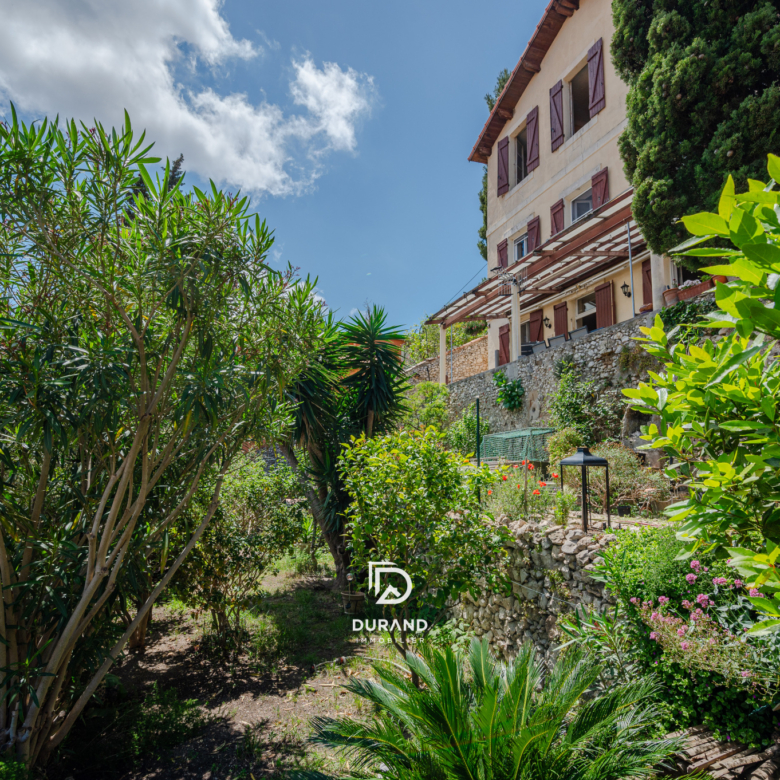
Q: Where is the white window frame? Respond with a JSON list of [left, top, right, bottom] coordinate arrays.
[[514, 232, 529, 262], [571, 188, 593, 223]]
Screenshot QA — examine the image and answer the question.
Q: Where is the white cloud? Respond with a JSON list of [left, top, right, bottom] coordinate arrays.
[[0, 0, 375, 196]]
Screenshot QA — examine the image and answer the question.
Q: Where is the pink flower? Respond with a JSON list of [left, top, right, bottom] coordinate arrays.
[[681, 641, 690, 651], [629, 597, 638, 605], [704, 567, 709, 572], [691, 560, 701, 572], [741, 670, 750, 678], [650, 632, 659, 641], [651, 611, 660, 621], [658, 596, 669, 605], [734, 579, 743, 588], [713, 577, 728, 586], [696, 594, 710, 606], [682, 600, 693, 610], [686, 574, 697, 584], [749, 588, 763, 598], [677, 627, 686, 637]]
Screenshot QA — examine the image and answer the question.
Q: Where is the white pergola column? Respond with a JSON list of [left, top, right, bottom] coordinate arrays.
[[510, 280, 521, 361], [439, 325, 447, 384], [650, 253, 667, 311]]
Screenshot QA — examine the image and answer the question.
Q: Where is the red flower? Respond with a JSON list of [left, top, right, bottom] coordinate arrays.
[[502, 475, 507, 481], [532, 489, 541, 495], [487, 489, 493, 495], [521, 460, 526, 465], [539, 481, 547, 487], [517, 484, 521, 489], [512, 464, 519, 469], [528, 464, 534, 470], [552, 472, 559, 479]]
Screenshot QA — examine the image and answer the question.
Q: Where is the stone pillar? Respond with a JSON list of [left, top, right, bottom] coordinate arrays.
[[439, 325, 447, 384], [650, 253, 666, 311], [510, 280, 521, 361]]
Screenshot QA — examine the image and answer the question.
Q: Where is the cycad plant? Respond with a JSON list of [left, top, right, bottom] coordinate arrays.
[[298, 638, 680, 780]]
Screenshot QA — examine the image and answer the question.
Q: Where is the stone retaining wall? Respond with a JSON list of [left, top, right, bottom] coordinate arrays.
[[406, 335, 488, 384], [447, 312, 657, 433], [453, 518, 617, 661]]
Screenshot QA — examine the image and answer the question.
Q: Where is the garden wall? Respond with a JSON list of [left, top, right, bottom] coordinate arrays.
[[406, 335, 488, 384], [446, 312, 657, 433], [453, 518, 617, 661]]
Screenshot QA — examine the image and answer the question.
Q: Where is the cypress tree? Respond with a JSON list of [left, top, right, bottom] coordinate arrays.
[[613, 0, 780, 267]]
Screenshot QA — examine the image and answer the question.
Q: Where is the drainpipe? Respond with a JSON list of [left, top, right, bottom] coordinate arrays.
[[627, 223, 636, 318]]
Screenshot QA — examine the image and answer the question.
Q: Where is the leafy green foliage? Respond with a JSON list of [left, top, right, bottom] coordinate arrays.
[[549, 367, 622, 445], [282, 306, 407, 586], [593, 529, 777, 747], [612, 0, 780, 260], [623, 159, 780, 617], [299, 638, 681, 780], [493, 370, 525, 410], [172, 456, 307, 655], [0, 107, 325, 766], [658, 296, 719, 344], [400, 381, 449, 430], [340, 429, 510, 656], [443, 402, 489, 456], [547, 427, 584, 467]]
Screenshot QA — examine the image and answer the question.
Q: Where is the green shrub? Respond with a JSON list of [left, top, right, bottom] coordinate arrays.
[[493, 370, 525, 410], [444, 402, 489, 456], [549, 367, 622, 444], [400, 381, 449, 430], [658, 296, 718, 345], [593, 527, 776, 747], [306, 638, 681, 779], [0, 759, 30, 780], [547, 427, 583, 467]]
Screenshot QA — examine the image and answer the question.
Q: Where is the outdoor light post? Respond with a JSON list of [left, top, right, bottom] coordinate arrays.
[[559, 447, 610, 532]]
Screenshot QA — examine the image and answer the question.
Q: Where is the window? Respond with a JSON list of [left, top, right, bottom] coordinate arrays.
[[514, 233, 528, 262], [570, 64, 590, 135], [575, 291, 597, 332], [520, 320, 531, 345], [571, 188, 593, 222], [516, 127, 528, 185]]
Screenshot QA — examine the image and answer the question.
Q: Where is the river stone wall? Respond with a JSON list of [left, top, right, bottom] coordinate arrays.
[[446, 312, 657, 434], [453, 518, 617, 661]]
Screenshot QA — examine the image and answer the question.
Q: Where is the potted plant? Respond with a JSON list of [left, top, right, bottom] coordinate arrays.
[[662, 282, 679, 306], [341, 574, 366, 615], [677, 277, 714, 301]]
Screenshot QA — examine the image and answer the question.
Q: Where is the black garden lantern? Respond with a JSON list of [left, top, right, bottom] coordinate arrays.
[[559, 447, 610, 532]]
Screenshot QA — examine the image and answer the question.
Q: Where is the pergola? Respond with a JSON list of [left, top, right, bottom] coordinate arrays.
[[427, 189, 646, 381]]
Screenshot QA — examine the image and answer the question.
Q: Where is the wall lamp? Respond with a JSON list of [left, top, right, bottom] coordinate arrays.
[[620, 281, 632, 298], [543, 316, 552, 329]]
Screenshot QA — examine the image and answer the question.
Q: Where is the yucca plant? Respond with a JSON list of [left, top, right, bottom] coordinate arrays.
[[296, 638, 681, 780]]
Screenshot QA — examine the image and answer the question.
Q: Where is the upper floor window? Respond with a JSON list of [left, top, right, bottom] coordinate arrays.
[[571, 189, 593, 222], [570, 65, 590, 135], [516, 127, 528, 184], [514, 233, 529, 261]]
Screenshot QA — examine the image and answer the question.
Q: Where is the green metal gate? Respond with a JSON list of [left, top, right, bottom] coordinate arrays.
[[479, 428, 555, 462]]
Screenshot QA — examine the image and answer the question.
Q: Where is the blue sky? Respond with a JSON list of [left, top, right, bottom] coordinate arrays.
[[0, 0, 549, 329]]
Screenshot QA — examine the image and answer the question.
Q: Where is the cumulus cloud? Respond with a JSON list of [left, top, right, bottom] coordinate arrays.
[[0, 0, 375, 196]]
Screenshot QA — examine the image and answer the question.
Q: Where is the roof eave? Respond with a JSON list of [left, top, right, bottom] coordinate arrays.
[[468, 0, 580, 165]]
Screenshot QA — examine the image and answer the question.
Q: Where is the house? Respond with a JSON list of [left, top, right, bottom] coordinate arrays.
[[427, 0, 685, 381]]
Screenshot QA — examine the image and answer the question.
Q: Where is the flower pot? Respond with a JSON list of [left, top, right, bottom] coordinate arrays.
[[341, 591, 366, 615], [711, 275, 728, 284], [677, 279, 714, 301], [662, 287, 679, 307]]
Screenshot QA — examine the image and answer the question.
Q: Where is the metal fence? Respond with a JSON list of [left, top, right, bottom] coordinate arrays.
[[479, 427, 555, 463]]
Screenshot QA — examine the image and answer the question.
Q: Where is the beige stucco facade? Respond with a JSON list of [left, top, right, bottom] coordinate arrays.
[[479, 0, 675, 368]]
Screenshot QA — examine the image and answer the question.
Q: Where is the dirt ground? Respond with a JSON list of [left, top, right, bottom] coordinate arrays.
[[51, 563, 394, 780]]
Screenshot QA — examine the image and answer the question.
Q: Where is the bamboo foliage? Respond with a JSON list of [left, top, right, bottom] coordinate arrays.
[[0, 107, 325, 765]]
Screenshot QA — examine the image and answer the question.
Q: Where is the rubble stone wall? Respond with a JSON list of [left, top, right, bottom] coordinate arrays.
[[406, 335, 488, 384], [453, 518, 617, 661], [446, 312, 657, 433]]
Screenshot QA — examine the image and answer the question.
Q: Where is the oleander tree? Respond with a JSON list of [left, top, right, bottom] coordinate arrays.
[[0, 106, 325, 766], [612, 0, 780, 264]]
